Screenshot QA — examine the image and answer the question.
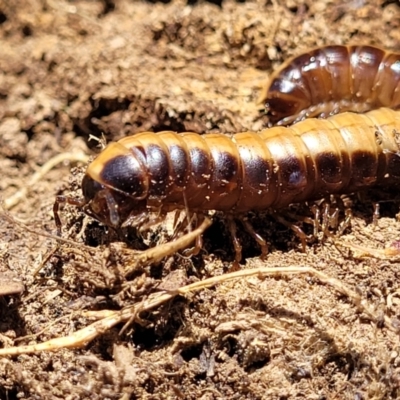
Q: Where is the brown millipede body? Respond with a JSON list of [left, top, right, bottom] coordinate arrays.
[[54, 45, 400, 262], [263, 45, 400, 125]]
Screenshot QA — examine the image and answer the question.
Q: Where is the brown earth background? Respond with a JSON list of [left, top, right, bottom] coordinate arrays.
[[1, 0, 400, 399]]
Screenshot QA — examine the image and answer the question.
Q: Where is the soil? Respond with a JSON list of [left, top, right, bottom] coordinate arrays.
[[2, 0, 400, 399]]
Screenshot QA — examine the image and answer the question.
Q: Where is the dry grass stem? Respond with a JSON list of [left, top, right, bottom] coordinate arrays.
[[0, 264, 394, 356]]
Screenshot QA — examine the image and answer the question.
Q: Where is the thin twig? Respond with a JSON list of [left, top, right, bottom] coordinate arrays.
[[0, 264, 394, 356]]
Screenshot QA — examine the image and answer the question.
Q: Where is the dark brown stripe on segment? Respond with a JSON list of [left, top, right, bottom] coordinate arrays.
[[315, 152, 342, 184], [279, 155, 307, 190], [212, 151, 239, 185], [145, 144, 170, 196], [190, 146, 211, 183], [169, 144, 189, 186], [240, 151, 269, 189], [387, 152, 400, 178], [100, 154, 147, 196], [350, 150, 377, 185]]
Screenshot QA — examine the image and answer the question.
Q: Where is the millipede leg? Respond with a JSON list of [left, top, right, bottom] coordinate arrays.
[[139, 213, 167, 231], [172, 211, 199, 239], [320, 203, 338, 238], [181, 213, 206, 257], [321, 203, 330, 236], [337, 208, 352, 236], [373, 203, 380, 227], [182, 233, 204, 257], [241, 217, 268, 259], [171, 211, 187, 239], [327, 206, 340, 230], [311, 205, 320, 237], [122, 211, 149, 228], [227, 217, 242, 264], [273, 213, 308, 252], [172, 210, 183, 233]]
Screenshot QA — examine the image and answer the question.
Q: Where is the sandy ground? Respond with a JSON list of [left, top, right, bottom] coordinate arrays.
[[1, 0, 400, 398]]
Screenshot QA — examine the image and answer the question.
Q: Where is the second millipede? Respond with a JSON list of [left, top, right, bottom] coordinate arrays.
[[54, 45, 400, 261], [262, 44, 400, 125]]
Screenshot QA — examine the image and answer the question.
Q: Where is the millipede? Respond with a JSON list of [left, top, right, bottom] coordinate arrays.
[[263, 44, 400, 125], [54, 44, 400, 262]]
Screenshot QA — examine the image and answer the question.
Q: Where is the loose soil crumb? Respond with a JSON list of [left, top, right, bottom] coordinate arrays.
[[1, 0, 400, 399]]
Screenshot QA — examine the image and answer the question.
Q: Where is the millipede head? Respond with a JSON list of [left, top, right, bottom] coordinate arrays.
[[53, 174, 148, 235], [54, 141, 151, 233], [77, 141, 151, 229], [79, 173, 147, 229]]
